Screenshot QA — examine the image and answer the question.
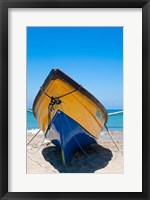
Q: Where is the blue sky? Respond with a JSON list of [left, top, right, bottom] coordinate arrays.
[[27, 27, 123, 109]]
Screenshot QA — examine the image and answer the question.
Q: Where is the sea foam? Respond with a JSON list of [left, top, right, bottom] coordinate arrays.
[[27, 128, 43, 135]]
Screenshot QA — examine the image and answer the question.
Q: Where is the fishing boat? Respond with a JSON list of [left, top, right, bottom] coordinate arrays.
[[33, 69, 108, 164]]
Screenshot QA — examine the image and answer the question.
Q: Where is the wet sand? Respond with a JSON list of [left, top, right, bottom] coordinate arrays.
[[27, 131, 123, 173]]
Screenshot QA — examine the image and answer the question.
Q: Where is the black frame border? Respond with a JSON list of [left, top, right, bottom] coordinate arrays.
[[0, 0, 149, 199]]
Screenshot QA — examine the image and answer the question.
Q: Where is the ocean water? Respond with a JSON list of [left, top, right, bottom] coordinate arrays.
[[106, 109, 123, 131], [27, 109, 123, 131], [27, 111, 39, 130]]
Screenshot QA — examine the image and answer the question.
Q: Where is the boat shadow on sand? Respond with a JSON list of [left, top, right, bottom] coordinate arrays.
[[42, 143, 113, 173]]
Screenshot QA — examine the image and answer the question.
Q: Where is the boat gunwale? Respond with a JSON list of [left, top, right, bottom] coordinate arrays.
[[32, 68, 108, 123]]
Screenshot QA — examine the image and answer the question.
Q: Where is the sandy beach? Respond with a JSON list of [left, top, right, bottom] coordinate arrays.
[[27, 131, 123, 174]]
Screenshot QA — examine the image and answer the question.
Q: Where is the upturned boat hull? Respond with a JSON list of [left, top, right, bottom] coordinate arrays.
[[33, 69, 108, 164]]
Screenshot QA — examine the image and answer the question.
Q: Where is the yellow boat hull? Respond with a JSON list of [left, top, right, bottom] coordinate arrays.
[[33, 69, 107, 139]]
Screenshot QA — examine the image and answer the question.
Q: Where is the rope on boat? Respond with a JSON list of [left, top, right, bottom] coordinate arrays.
[[40, 85, 81, 100], [46, 85, 81, 123], [56, 85, 81, 99], [40, 85, 81, 123], [46, 104, 58, 138], [105, 125, 120, 151]]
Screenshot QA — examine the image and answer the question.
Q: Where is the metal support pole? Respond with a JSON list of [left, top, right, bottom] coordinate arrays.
[[27, 129, 42, 146], [105, 125, 120, 151]]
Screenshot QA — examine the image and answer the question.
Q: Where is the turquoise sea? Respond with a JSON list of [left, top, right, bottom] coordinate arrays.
[[27, 109, 123, 131]]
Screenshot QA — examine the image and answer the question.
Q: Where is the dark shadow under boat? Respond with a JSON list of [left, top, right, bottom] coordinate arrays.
[[42, 143, 113, 173]]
